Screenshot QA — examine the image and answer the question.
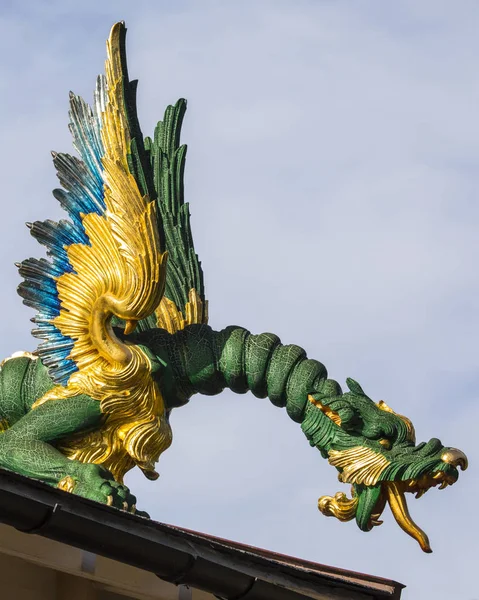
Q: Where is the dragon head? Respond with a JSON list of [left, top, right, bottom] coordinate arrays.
[[303, 378, 467, 552]]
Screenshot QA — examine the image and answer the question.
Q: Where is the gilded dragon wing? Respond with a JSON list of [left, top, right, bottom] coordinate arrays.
[[16, 22, 204, 481]]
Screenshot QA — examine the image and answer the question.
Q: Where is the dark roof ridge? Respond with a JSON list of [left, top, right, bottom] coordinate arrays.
[[160, 523, 403, 591]]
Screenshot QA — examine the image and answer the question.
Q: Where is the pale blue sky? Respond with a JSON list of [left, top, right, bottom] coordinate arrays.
[[0, 2, 478, 598]]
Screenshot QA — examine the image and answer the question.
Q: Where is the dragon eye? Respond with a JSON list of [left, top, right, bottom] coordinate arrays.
[[379, 438, 392, 450]]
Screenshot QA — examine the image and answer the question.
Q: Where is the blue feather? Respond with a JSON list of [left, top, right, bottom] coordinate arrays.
[[69, 92, 104, 188], [18, 90, 107, 386]]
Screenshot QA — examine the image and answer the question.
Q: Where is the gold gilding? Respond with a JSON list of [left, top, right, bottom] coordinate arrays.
[[57, 475, 77, 494], [51, 348, 173, 482], [318, 491, 358, 522], [384, 482, 432, 553], [307, 394, 342, 426], [104, 22, 131, 165], [441, 448, 468, 471], [32, 23, 172, 483], [156, 288, 208, 334], [328, 446, 390, 486], [377, 400, 416, 444]]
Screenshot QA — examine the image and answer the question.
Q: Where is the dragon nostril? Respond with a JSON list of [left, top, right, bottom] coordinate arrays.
[[441, 448, 468, 471]]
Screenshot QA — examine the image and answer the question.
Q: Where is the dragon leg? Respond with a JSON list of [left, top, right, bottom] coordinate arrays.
[[0, 367, 137, 510]]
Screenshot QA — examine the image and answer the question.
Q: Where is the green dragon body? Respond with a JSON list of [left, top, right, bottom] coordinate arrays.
[[0, 23, 467, 553]]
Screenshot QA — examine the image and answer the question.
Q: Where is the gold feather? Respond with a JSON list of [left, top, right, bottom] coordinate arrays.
[[155, 288, 208, 334], [328, 446, 390, 486], [33, 23, 171, 482]]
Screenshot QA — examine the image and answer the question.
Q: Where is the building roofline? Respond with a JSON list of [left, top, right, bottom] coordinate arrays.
[[0, 469, 404, 599], [168, 525, 403, 594]]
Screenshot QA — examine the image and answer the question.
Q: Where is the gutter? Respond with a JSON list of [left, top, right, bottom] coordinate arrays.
[[0, 469, 404, 600]]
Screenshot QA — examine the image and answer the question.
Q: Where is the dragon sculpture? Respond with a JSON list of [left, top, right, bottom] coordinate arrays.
[[0, 22, 467, 553]]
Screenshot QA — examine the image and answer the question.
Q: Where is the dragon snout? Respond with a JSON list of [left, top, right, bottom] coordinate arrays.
[[441, 448, 468, 471]]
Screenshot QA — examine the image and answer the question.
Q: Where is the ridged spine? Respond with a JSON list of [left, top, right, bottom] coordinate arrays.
[[168, 325, 342, 424]]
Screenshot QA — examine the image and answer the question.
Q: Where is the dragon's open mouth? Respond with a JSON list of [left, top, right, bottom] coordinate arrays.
[[319, 466, 464, 553], [381, 470, 458, 553], [310, 391, 468, 552]]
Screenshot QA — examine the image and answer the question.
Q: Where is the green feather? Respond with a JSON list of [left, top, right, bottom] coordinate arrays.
[[149, 99, 205, 309], [115, 24, 205, 329]]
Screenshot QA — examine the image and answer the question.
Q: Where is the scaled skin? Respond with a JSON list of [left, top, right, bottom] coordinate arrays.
[[0, 324, 466, 549]]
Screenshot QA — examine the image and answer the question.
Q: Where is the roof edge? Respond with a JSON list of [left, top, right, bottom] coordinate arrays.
[[0, 469, 404, 599]]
